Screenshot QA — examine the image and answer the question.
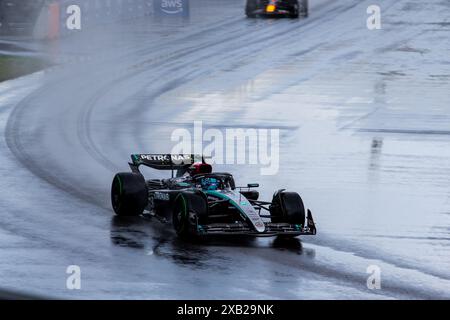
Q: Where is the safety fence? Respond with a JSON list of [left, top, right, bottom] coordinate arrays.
[[1, 0, 218, 40], [34, 0, 157, 39]]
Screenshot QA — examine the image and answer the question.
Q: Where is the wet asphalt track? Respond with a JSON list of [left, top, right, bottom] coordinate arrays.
[[0, 0, 449, 299]]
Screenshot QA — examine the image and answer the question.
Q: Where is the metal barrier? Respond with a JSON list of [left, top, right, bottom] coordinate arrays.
[[58, 0, 153, 28], [0, 0, 45, 35], [3, 0, 193, 40], [33, 0, 154, 39]]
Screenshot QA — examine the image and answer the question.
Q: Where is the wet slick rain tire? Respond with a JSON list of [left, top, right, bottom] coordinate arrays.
[[245, 0, 257, 18], [172, 192, 208, 239], [299, 0, 309, 17], [111, 172, 148, 216], [270, 191, 306, 226]]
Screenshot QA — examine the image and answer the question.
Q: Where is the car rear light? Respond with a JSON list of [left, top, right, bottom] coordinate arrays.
[[266, 4, 276, 12]]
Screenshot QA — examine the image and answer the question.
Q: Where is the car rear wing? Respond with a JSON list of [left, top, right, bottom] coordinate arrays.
[[129, 154, 206, 177]]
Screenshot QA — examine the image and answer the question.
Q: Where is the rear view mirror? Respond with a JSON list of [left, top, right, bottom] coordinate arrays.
[[247, 183, 259, 188]]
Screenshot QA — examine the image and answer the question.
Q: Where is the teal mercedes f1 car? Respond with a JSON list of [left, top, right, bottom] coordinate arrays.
[[111, 154, 317, 239]]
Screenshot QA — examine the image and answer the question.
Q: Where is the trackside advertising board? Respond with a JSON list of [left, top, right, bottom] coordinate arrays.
[[153, 0, 190, 17]]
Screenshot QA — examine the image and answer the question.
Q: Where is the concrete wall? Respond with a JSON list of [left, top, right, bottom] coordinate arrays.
[[7, 0, 234, 40], [0, 0, 45, 35], [33, 0, 154, 39]]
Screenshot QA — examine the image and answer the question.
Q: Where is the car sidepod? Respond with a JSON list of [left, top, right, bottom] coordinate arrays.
[[206, 190, 266, 233]]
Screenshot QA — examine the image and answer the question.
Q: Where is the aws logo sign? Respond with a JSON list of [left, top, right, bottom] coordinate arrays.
[[162, 0, 183, 14], [155, 0, 189, 16]]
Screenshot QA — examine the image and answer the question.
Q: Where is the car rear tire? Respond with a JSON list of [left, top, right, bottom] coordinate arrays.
[[269, 190, 306, 225], [173, 191, 208, 238], [289, 0, 300, 19], [289, 10, 299, 19], [111, 172, 148, 216], [299, 0, 308, 17], [246, 0, 257, 18]]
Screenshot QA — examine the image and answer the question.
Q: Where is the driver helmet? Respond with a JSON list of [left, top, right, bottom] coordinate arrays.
[[189, 162, 212, 176], [201, 177, 219, 191]]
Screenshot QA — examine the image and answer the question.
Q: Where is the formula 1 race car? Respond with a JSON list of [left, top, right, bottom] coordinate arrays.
[[245, 0, 308, 18], [111, 154, 316, 239]]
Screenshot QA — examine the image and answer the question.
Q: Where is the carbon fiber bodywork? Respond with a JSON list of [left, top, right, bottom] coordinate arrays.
[[113, 154, 317, 239], [196, 220, 317, 237]]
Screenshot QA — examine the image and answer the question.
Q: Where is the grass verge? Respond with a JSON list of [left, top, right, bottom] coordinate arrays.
[[0, 54, 51, 82]]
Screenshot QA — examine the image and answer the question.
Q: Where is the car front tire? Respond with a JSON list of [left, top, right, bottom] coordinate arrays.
[[269, 190, 306, 226], [299, 0, 309, 17], [246, 0, 257, 18], [172, 192, 208, 238]]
